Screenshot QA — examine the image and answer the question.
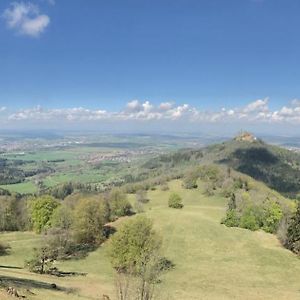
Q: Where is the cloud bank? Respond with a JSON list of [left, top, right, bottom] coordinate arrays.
[[3, 2, 50, 37], [3, 98, 300, 128]]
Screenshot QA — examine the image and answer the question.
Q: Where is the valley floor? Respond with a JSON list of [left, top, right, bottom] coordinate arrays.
[[0, 180, 300, 299]]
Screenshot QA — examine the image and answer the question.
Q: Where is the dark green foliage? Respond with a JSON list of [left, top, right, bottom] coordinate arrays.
[[168, 193, 183, 209], [220, 144, 300, 198], [51, 182, 74, 199], [285, 203, 300, 255]]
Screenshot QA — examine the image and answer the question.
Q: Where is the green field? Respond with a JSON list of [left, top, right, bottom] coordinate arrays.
[[0, 180, 300, 299]]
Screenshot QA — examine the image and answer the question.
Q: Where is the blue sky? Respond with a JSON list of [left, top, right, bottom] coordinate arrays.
[[0, 0, 300, 133]]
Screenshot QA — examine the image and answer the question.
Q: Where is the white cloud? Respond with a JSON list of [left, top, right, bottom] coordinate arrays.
[[159, 102, 174, 110], [0, 107, 6, 113], [5, 98, 300, 126], [3, 2, 50, 37], [243, 98, 269, 113]]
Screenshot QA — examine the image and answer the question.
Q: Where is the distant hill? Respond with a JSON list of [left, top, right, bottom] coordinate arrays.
[[147, 132, 300, 198], [196, 133, 300, 198]]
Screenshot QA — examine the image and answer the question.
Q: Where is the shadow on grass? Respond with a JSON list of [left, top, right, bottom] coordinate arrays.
[[0, 265, 22, 270], [49, 268, 87, 278], [0, 275, 76, 293]]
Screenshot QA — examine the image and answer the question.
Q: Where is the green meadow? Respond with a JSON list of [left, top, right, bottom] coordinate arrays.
[[0, 180, 300, 299]]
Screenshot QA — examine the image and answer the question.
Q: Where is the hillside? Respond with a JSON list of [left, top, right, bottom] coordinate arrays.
[[0, 180, 300, 300], [147, 133, 300, 198], [205, 134, 300, 198]]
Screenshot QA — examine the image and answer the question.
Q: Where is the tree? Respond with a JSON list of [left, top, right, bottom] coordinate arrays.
[[109, 216, 163, 300], [168, 193, 183, 209], [26, 246, 56, 274], [261, 198, 283, 233], [183, 171, 198, 189], [29, 196, 60, 233], [73, 198, 106, 245], [110, 189, 132, 218], [50, 204, 73, 230], [285, 202, 300, 255], [228, 193, 237, 210]]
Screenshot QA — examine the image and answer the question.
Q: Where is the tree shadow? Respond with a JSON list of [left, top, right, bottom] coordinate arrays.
[[0, 275, 76, 293], [0, 265, 22, 270]]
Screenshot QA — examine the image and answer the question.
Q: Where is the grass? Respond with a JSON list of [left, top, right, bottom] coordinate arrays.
[[0, 181, 37, 194], [0, 180, 300, 299]]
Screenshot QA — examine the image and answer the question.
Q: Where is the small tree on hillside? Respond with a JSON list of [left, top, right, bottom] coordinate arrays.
[[26, 246, 56, 274], [109, 216, 163, 300], [168, 193, 183, 209]]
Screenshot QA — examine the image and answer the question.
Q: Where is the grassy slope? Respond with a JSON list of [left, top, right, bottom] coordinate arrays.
[[0, 180, 300, 299]]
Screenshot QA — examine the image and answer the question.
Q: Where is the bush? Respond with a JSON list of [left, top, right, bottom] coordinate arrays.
[[26, 246, 56, 274], [183, 171, 198, 189], [221, 210, 240, 227], [261, 199, 283, 233], [239, 206, 261, 231], [160, 184, 169, 191], [168, 193, 183, 209], [0, 242, 10, 255]]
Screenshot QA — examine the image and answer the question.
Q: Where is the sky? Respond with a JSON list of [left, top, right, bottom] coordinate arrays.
[[0, 0, 300, 134]]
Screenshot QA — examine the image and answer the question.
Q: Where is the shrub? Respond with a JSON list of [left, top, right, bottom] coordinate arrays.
[[0, 242, 10, 255], [26, 246, 56, 274], [183, 171, 198, 189], [239, 206, 261, 231], [261, 199, 283, 233], [221, 209, 240, 227], [168, 193, 183, 209], [160, 184, 169, 191]]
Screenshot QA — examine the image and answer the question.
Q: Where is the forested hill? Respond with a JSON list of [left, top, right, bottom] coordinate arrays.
[[157, 133, 300, 198]]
